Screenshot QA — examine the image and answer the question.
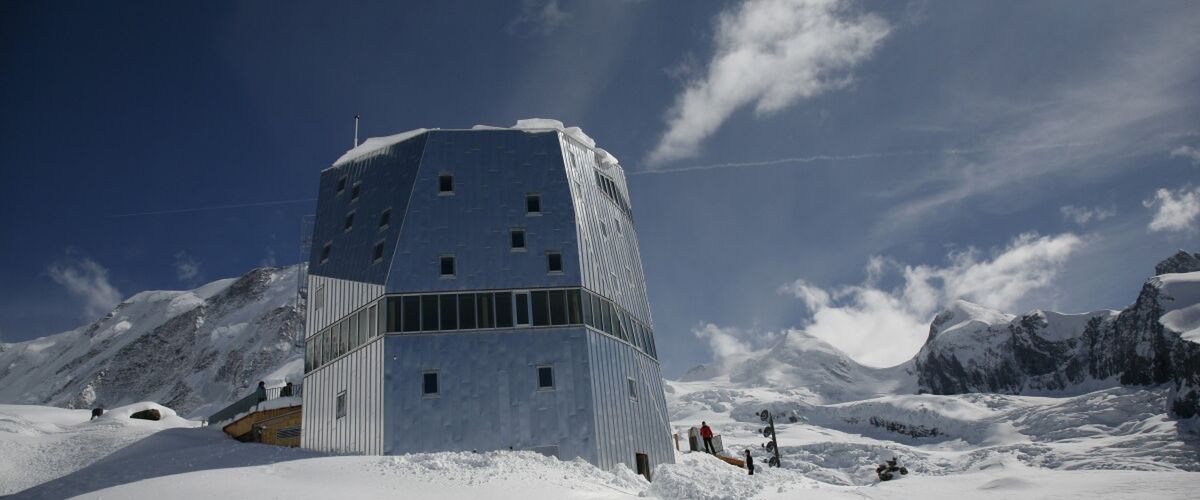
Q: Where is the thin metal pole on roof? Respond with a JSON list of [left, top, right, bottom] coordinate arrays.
[[354, 114, 360, 147]]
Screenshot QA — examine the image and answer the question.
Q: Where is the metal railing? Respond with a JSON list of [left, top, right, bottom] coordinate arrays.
[[208, 383, 303, 426]]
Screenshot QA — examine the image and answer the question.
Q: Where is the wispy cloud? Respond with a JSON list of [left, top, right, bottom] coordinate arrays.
[[647, 0, 890, 165], [47, 255, 123, 321], [1060, 205, 1116, 226], [778, 232, 1083, 367], [507, 0, 572, 36], [1171, 145, 1200, 166], [882, 13, 1200, 229], [174, 251, 203, 285], [1144, 186, 1200, 233]]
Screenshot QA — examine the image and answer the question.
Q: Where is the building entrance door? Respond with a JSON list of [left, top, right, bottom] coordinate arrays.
[[635, 453, 651, 481]]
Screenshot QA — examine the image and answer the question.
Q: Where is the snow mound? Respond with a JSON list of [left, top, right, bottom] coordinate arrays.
[[1156, 271, 1200, 343]]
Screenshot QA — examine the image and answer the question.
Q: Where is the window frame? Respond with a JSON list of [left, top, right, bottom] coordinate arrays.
[[439, 255, 456, 279], [336, 176, 347, 194], [536, 365, 555, 391], [525, 193, 542, 216], [627, 377, 638, 401], [350, 181, 361, 202], [344, 211, 355, 232], [378, 208, 392, 230], [547, 251, 564, 274], [438, 173, 454, 195], [335, 390, 347, 418], [320, 243, 332, 264], [422, 370, 440, 398], [373, 240, 386, 263], [510, 228, 527, 252]]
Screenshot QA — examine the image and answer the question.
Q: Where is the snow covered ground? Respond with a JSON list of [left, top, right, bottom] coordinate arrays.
[[4, 382, 1197, 499]]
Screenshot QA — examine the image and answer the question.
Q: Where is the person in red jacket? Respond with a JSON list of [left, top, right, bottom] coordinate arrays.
[[700, 421, 715, 454]]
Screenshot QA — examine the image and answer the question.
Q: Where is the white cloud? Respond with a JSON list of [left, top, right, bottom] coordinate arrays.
[[1171, 145, 1200, 165], [1060, 205, 1116, 226], [47, 256, 122, 321], [260, 247, 278, 268], [883, 13, 1200, 231], [1144, 186, 1200, 233], [647, 0, 890, 165], [174, 251, 202, 285], [778, 232, 1083, 367], [507, 0, 572, 36], [691, 323, 768, 375]]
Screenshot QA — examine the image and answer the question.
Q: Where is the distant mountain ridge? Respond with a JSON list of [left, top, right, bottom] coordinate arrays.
[[915, 251, 1200, 418], [0, 267, 302, 418]]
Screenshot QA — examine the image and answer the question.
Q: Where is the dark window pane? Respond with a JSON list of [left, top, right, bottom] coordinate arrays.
[[495, 292, 514, 327], [440, 256, 455, 276], [387, 297, 402, 332], [321, 243, 331, 263], [601, 300, 612, 334], [351, 183, 361, 200], [457, 294, 476, 329], [510, 230, 525, 249], [567, 290, 582, 325], [549, 290, 566, 325], [369, 305, 378, 338], [537, 366, 554, 389], [477, 293, 494, 328], [344, 212, 355, 230], [337, 177, 346, 193], [305, 342, 312, 372], [349, 314, 359, 349], [628, 378, 637, 400], [373, 242, 385, 262], [547, 253, 563, 273], [526, 194, 541, 213], [423, 372, 439, 395], [531, 291, 549, 326], [439, 174, 453, 193], [403, 296, 421, 332], [515, 292, 531, 326], [421, 295, 439, 331], [582, 291, 593, 327], [379, 208, 391, 228], [439, 294, 457, 331]]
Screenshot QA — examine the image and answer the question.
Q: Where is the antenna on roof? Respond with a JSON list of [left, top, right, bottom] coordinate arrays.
[[354, 114, 360, 147]]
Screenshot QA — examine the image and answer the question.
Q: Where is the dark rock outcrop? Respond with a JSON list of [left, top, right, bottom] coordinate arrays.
[[129, 408, 161, 421], [915, 252, 1200, 418]]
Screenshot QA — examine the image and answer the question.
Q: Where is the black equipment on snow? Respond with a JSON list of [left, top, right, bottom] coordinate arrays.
[[756, 409, 782, 468], [875, 457, 909, 481]]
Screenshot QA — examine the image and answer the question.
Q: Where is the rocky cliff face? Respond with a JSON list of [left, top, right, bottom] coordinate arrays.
[[915, 253, 1200, 418], [0, 267, 303, 418]]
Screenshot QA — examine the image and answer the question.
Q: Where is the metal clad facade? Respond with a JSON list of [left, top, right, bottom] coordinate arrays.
[[301, 336, 384, 454], [381, 328, 596, 461], [301, 126, 673, 471], [386, 130, 581, 293]]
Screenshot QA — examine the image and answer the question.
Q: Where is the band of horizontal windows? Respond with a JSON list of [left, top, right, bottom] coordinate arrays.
[[304, 287, 657, 374]]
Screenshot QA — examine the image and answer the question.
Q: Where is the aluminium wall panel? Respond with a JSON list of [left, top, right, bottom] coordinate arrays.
[[300, 336, 384, 453]]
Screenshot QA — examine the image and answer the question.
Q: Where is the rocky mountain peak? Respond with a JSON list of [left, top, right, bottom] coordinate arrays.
[[1155, 250, 1200, 276]]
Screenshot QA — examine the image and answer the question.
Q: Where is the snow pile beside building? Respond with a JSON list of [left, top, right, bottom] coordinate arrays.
[[0, 403, 197, 495]]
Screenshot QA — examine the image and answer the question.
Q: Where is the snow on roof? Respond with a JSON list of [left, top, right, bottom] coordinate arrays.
[[333, 118, 620, 168]]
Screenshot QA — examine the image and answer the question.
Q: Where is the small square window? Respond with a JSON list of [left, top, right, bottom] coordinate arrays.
[[547, 252, 563, 274], [627, 378, 638, 401], [373, 241, 385, 262], [422, 371, 440, 397], [336, 391, 347, 418], [537, 365, 554, 390], [526, 194, 541, 215], [440, 255, 456, 277], [344, 212, 355, 231], [510, 229, 526, 250], [351, 182, 361, 201], [438, 174, 454, 194], [320, 243, 332, 264], [379, 208, 391, 229], [336, 177, 347, 194]]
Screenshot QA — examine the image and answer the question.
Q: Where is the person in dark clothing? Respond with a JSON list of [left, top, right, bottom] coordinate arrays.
[[700, 422, 715, 454], [280, 382, 294, 397], [745, 449, 755, 475], [255, 381, 267, 403], [90, 408, 104, 420]]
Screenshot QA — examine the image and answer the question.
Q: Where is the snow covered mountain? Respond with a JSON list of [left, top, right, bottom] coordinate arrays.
[[0, 267, 302, 418], [915, 251, 1200, 418]]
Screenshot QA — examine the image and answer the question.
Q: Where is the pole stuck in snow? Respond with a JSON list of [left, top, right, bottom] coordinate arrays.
[[354, 114, 360, 147]]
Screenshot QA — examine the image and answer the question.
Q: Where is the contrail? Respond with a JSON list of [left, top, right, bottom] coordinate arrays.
[[627, 142, 1092, 176], [108, 197, 317, 218]]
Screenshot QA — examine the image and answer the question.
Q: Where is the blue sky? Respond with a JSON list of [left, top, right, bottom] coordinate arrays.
[[1, 0, 1198, 376]]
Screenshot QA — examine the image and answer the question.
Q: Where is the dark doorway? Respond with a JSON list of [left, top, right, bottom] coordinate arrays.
[[635, 453, 651, 481]]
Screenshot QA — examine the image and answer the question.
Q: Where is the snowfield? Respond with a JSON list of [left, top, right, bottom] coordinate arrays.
[[4, 382, 1197, 499]]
